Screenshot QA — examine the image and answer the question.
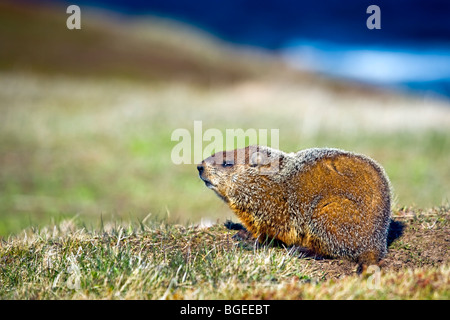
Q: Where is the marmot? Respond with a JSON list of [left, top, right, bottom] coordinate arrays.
[[197, 145, 392, 269]]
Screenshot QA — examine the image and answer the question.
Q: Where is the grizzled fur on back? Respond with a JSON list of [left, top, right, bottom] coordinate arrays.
[[197, 145, 392, 268]]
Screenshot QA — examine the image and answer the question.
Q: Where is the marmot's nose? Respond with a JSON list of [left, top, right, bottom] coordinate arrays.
[[197, 164, 204, 175]]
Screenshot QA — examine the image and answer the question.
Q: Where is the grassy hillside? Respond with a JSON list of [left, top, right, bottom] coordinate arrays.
[[0, 207, 448, 299], [0, 1, 285, 84]]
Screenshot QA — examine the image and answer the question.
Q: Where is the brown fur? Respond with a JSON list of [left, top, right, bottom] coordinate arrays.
[[197, 145, 392, 268]]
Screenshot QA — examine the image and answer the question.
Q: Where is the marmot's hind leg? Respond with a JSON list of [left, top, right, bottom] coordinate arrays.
[[356, 249, 383, 274]]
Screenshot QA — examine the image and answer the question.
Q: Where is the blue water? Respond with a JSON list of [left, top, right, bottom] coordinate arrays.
[[53, 0, 450, 98], [281, 41, 450, 97]]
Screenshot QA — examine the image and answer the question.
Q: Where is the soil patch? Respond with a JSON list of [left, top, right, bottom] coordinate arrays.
[[226, 206, 450, 279]]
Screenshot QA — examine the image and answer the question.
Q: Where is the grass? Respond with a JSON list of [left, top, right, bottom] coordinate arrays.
[[1, 72, 449, 236], [1, 206, 448, 299]]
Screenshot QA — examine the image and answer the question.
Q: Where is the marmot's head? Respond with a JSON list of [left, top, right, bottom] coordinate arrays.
[[197, 145, 287, 203]]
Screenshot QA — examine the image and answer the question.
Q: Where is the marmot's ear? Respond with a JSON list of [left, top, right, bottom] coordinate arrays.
[[250, 151, 284, 174], [250, 151, 269, 167]]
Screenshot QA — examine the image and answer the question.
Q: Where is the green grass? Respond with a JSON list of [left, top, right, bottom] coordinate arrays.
[[1, 212, 448, 299], [0, 219, 303, 299], [1, 72, 449, 236]]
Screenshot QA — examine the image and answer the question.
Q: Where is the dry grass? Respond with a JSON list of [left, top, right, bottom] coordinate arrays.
[[1, 207, 448, 299]]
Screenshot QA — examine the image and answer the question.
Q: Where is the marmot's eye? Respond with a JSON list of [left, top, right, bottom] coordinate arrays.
[[222, 161, 234, 168]]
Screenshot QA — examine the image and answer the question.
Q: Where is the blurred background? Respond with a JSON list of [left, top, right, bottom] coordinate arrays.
[[0, 0, 449, 236]]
